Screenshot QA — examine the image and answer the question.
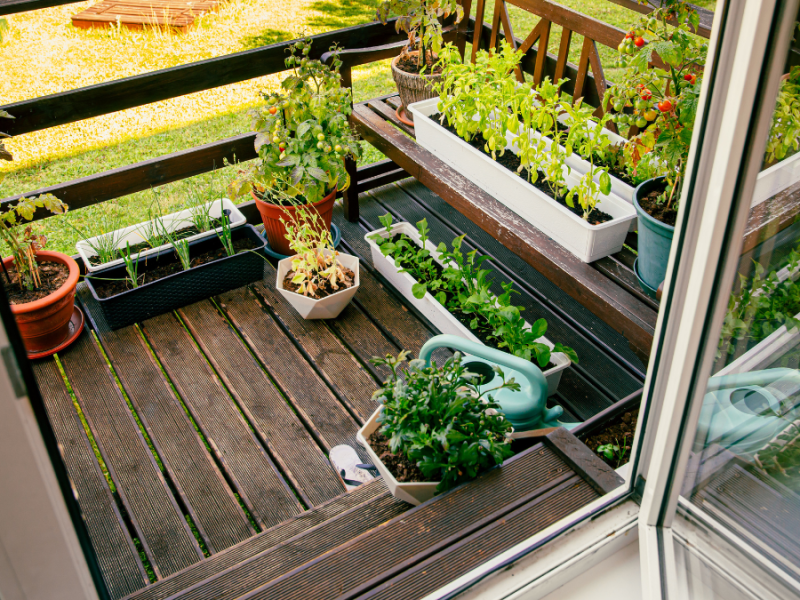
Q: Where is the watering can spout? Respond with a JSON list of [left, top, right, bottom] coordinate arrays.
[[419, 335, 575, 432]]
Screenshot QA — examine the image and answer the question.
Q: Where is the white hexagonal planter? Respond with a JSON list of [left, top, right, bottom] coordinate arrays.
[[276, 251, 360, 319], [357, 407, 439, 506]]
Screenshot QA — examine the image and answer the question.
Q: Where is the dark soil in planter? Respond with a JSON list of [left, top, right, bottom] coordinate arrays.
[[87, 224, 208, 266], [92, 237, 257, 298], [583, 408, 639, 468], [431, 114, 613, 225], [396, 51, 443, 75], [282, 265, 356, 299], [638, 180, 678, 227], [387, 233, 556, 371], [3, 262, 70, 304], [368, 431, 430, 483]]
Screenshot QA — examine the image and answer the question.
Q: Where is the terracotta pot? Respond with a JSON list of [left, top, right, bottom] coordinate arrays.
[[4, 251, 79, 353], [391, 51, 443, 111], [252, 188, 337, 256]]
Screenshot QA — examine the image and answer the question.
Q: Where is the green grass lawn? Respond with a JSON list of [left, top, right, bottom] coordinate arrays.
[[1, 0, 715, 255]]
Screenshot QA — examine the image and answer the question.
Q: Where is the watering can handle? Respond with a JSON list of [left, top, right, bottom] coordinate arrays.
[[707, 368, 800, 392], [419, 334, 548, 400]]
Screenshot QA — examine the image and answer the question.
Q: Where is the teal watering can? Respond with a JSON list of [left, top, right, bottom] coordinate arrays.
[[419, 334, 579, 432], [697, 368, 800, 455]]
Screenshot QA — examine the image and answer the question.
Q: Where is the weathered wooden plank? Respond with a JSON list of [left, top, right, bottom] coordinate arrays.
[[177, 299, 345, 506], [351, 103, 657, 362], [367, 99, 415, 137], [742, 181, 800, 255], [215, 286, 365, 452], [249, 275, 380, 423], [140, 312, 302, 529], [237, 446, 574, 600], [545, 427, 625, 495], [0, 20, 407, 136], [79, 293, 255, 553], [167, 494, 409, 600], [33, 359, 148, 599], [58, 330, 203, 578], [124, 481, 390, 600], [359, 478, 598, 600], [593, 255, 659, 310], [0, 133, 257, 222]]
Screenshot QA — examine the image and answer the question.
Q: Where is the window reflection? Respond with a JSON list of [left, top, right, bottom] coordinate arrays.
[[682, 15, 800, 582]]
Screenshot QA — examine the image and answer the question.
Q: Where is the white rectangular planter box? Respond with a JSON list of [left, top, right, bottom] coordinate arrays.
[[409, 98, 636, 263], [357, 407, 439, 506], [752, 151, 800, 208], [76, 198, 246, 273], [365, 222, 569, 396]]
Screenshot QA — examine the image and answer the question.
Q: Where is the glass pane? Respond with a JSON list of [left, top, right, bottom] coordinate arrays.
[[680, 14, 800, 585]]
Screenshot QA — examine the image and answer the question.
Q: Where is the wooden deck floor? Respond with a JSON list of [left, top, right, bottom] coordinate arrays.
[[32, 178, 644, 599]]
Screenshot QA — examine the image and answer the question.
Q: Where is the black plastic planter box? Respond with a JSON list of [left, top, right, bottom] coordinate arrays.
[[85, 225, 267, 330]]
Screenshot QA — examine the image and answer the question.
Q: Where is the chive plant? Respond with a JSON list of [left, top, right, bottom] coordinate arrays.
[[121, 243, 140, 288], [216, 209, 235, 257]]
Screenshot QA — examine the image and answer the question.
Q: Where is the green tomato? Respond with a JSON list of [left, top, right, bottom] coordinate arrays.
[[636, 117, 647, 128], [334, 144, 343, 153], [279, 152, 286, 160], [324, 145, 332, 153], [317, 133, 325, 141], [613, 100, 624, 112], [317, 141, 324, 149], [272, 136, 280, 144]]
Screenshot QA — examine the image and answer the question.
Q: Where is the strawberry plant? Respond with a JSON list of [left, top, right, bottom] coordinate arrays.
[[606, 0, 708, 214], [230, 39, 361, 205], [371, 349, 516, 492]]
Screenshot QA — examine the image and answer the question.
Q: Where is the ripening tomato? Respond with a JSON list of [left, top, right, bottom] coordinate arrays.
[[658, 100, 673, 112], [684, 73, 697, 84], [268, 107, 278, 115], [640, 89, 652, 100]]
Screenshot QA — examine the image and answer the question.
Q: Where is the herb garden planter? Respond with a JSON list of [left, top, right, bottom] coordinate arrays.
[[357, 407, 439, 506], [253, 188, 336, 256], [365, 222, 569, 396], [85, 225, 266, 330], [409, 98, 636, 262], [275, 250, 360, 319], [5, 251, 80, 354], [752, 151, 800, 208], [633, 176, 674, 298], [76, 198, 245, 273]]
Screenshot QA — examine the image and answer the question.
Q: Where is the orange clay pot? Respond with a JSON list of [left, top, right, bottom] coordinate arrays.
[[4, 251, 79, 353], [252, 188, 337, 256]]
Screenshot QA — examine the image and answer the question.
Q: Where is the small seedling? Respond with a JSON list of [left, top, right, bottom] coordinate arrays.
[[216, 209, 235, 257], [121, 243, 141, 288], [66, 203, 125, 265], [596, 439, 629, 467]]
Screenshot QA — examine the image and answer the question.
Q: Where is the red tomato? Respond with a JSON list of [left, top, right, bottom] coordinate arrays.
[[658, 100, 673, 112], [634, 37, 645, 47], [640, 89, 652, 100], [268, 107, 278, 115]]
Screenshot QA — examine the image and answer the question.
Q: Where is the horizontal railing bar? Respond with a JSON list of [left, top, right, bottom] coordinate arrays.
[[0, 0, 85, 16], [0, 132, 399, 222], [603, 0, 713, 38], [0, 19, 406, 136]]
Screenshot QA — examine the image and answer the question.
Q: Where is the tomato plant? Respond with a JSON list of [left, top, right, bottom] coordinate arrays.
[[764, 65, 800, 166], [605, 0, 708, 215], [229, 39, 361, 206]]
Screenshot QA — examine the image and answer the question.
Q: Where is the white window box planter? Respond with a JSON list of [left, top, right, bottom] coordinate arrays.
[[752, 151, 800, 208], [365, 221, 570, 396], [409, 98, 636, 262], [76, 198, 246, 273], [357, 407, 439, 506], [275, 251, 360, 320]]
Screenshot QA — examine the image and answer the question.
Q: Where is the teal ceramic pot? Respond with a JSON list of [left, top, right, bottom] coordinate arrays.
[[633, 176, 675, 295]]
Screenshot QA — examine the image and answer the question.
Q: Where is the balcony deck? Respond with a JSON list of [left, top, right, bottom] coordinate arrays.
[[31, 178, 643, 599]]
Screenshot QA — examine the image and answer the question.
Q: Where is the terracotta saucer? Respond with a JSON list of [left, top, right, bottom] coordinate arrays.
[[28, 305, 85, 360], [395, 105, 415, 127]]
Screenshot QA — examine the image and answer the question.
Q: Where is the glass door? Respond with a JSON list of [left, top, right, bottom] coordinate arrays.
[[637, 0, 800, 596]]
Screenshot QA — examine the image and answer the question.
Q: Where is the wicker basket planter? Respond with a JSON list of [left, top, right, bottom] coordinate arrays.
[[85, 225, 267, 330], [391, 51, 442, 113]]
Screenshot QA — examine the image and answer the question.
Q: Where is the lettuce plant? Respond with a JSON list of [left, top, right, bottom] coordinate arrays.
[[371, 350, 516, 493], [371, 215, 578, 367]]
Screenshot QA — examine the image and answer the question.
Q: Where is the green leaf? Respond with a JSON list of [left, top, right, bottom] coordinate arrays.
[[599, 171, 612, 196], [412, 282, 428, 299]]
